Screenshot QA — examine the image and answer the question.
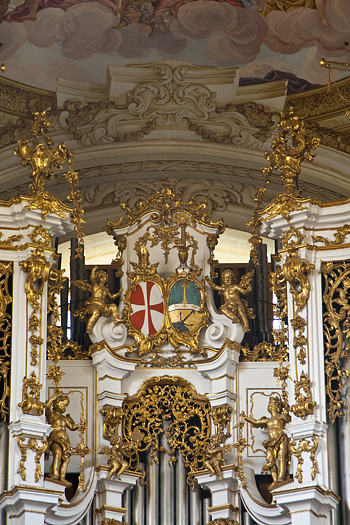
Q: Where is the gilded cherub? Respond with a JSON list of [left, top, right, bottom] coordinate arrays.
[[242, 396, 291, 489], [100, 435, 132, 480], [206, 269, 254, 332], [73, 266, 123, 334], [204, 433, 227, 480], [45, 393, 84, 486]]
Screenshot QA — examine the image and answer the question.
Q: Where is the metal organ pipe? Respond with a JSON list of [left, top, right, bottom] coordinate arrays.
[[133, 462, 145, 525], [175, 452, 189, 525], [146, 452, 159, 525], [160, 428, 175, 524], [189, 484, 201, 525]]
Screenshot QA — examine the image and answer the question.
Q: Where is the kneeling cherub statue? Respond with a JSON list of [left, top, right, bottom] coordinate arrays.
[[242, 395, 291, 490], [100, 435, 132, 480], [204, 433, 227, 480]]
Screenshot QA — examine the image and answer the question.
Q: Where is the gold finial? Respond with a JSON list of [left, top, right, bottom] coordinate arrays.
[[247, 110, 320, 263], [263, 108, 320, 196], [13, 109, 85, 258], [0, 64, 5, 73], [14, 109, 66, 194], [176, 214, 189, 266]]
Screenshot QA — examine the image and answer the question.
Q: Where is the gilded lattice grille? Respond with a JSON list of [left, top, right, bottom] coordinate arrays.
[[0, 262, 13, 421], [122, 376, 211, 489], [322, 261, 350, 422]]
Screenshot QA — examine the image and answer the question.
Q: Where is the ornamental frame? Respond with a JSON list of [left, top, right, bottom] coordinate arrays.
[[122, 376, 212, 489]]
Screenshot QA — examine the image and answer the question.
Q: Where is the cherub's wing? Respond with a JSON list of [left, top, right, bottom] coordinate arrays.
[[242, 299, 255, 319], [71, 279, 92, 293], [100, 445, 112, 457], [141, 1, 154, 15], [239, 270, 254, 292]]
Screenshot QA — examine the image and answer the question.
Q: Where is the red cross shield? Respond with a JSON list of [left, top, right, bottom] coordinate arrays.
[[129, 281, 164, 336]]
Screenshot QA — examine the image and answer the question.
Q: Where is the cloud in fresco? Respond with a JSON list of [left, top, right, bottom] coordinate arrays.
[[0, 3, 122, 61], [262, 0, 350, 56], [115, 23, 187, 58], [1, 0, 350, 86], [25, 3, 122, 59], [0, 20, 27, 60], [171, 2, 267, 65]]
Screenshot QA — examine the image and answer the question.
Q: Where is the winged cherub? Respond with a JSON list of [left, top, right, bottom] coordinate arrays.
[[204, 433, 228, 480], [99, 435, 132, 480], [72, 266, 123, 334], [206, 269, 254, 332]]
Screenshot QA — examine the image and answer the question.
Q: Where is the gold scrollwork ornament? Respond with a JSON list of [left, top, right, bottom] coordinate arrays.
[[291, 371, 316, 419], [289, 437, 319, 484], [206, 520, 238, 525], [20, 249, 50, 366], [17, 436, 47, 482], [0, 261, 13, 421], [13, 110, 85, 256], [282, 254, 314, 311], [211, 404, 233, 437], [122, 376, 211, 489], [19, 371, 44, 416], [321, 261, 350, 421]]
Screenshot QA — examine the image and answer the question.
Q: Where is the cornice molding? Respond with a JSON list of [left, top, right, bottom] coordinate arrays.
[[287, 76, 350, 121], [1, 165, 344, 205], [0, 63, 350, 160]]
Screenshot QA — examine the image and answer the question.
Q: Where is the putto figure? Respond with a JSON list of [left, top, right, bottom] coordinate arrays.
[[242, 395, 291, 489], [45, 393, 83, 486], [73, 266, 123, 334], [206, 269, 254, 332], [100, 435, 132, 480], [204, 433, 226, 480]]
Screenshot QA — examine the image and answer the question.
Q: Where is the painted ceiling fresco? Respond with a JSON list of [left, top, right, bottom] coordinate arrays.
[[0, 0, 349, 91]]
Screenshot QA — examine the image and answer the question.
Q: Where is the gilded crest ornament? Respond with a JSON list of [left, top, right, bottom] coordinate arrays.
[[124, 251, 208, 356], [110, 180, 220, 359], [124, 254, 166, 357]]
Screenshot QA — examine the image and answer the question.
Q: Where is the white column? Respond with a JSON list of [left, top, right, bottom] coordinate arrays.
[[198, 469, 239, 522], [95, 471, 138, 524]]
